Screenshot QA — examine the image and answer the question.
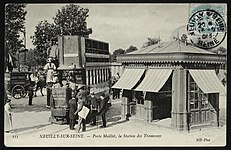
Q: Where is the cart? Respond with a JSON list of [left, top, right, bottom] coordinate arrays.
[[49, 87, 72, 124], [8, 71, 32, 99]]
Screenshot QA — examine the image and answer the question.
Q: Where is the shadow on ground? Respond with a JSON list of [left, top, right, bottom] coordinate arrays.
[[12, 123, 52, 133], [11, 105, 50, 113]]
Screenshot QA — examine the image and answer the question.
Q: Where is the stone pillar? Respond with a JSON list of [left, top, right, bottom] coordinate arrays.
[[121, 97, 130, 119], [171, 68, 188, 131], [144, 100, 153, 122]]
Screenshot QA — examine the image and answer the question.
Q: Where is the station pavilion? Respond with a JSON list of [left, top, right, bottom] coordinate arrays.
[[112, 40, 226, 131]]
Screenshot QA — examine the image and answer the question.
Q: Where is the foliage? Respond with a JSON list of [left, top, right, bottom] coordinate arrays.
[[125, 45, 138, 53], [113, 48, 125, 55], [31, 20, 58, 66], [32, 4, 92, 67], [110, 48, 125, 62], [142, 37, 161, 48], [53, 4, 92, 36], [212, 46, 227, 54], [5, 4, 27, 70], [180, 34, 188, 43]]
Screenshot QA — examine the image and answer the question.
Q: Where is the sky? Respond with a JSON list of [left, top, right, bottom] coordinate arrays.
[[24, 3, 227, 53]]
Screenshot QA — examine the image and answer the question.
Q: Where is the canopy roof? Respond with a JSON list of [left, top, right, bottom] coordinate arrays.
[[117, 41, 226, 65], [128, 41, 214, 55]]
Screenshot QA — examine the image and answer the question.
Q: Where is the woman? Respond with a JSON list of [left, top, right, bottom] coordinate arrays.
[[4, 99, 13, 133]]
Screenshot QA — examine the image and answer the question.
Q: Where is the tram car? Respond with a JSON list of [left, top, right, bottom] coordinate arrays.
[[49, 35, 111, 124]]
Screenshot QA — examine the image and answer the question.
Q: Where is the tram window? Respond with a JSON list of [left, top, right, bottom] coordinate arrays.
[[94, 70, 97, 84], [98, 69, 101, 83], [103, 69, 105, 82], [91, 70, 94, 85], [88, 70, 90, 85]]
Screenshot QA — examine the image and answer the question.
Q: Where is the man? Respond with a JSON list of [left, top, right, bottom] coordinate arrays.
[[98, 93, 110, 128], [28, 82, 35, 106], [68, 90, 77, 130], [87, 92, 98, 126], [44, 57, 56, 86], [74, 86, 87, 132]]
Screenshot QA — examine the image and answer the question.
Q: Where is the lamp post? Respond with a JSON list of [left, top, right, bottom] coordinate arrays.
[[23, 27, 26, 65]]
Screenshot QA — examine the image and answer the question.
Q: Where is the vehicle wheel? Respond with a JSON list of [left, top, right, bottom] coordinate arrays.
[[21, 91, 27, 97], [12, 85, 25, 99]]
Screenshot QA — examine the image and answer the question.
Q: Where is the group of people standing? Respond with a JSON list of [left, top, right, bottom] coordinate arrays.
[[68, 86, 110, 133]]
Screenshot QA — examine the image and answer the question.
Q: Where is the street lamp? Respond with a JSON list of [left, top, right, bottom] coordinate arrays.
[[22, 27, 26, 65]]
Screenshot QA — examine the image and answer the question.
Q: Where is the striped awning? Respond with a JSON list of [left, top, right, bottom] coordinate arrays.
[[189, 70, 225, 93], [135, 69, 172, 92], [112, 68, 145, 90]]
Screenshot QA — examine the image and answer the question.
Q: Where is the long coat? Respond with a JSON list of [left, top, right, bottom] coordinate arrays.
[[98, 96, 109, 115], [68, 98, 77, 120], [4, 103, 12, 131]]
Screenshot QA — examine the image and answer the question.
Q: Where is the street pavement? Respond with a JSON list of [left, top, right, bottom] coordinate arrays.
[[4, 89, 227, 147]]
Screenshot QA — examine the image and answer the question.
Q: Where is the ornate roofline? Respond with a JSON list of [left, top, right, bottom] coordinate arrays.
[[117, 52, 226, 64]]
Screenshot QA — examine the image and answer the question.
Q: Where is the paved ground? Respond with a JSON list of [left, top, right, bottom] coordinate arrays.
[[4, 89, 227, 147]]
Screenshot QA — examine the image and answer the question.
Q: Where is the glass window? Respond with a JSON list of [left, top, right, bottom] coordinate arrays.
[[188, 75, 209, 110]]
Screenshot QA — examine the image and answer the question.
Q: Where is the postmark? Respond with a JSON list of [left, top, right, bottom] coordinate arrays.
[[187, 9, 226, 49]]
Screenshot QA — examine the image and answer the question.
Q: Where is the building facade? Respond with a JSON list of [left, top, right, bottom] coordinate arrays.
[[112, 40, 226, 131]]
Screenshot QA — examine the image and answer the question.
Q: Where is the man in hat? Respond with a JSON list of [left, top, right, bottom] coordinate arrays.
[[68, 90, 78, 130], [98, 93, 110, 128], [87, 92, 98, 126], [44, 57, 56, 86], [4, 99, 13, 133]]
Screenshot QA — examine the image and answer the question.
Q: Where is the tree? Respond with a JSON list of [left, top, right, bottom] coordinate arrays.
[[110, 48, 125, 62], [125, 45, 138, 53], [142, 37, 161, 48], [53, 4, 92, 36], [31, 4, 92, 67], [213, 46, 227, 54], [5, 4, 27, 71], [113, 48, 125, 55], [31, 20, 58, 66]]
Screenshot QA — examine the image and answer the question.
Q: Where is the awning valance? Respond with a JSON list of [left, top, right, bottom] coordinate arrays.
[[135, 69, 172, 92], [189, 70, 225, 93], [112, 68, 145, 90]]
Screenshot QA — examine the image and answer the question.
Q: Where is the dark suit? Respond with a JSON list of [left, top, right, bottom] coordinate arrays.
[[28, 86, 34, 105], [87, 95, 98, 125], [98, 95, 109, 127], [68, 98, 77, 130]]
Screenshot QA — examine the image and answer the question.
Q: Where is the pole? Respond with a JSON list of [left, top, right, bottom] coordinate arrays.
[[18, 52, 20, 72], [23, 27, 26, 65]]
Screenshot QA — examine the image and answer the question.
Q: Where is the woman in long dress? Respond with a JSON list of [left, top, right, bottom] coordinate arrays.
[[4, 99, 13, 133]]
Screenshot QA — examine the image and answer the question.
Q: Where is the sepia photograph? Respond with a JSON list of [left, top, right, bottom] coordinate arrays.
[[4, 3, 227, 147]]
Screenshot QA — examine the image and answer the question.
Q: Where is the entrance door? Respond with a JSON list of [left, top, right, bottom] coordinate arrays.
[[151, 92, 172, 120], [134, 91, 145, 120]]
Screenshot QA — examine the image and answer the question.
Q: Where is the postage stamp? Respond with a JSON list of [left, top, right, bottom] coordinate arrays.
[[187, 4, 226, 49]]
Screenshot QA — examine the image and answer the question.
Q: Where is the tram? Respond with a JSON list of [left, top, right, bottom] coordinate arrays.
[[49, 35, 111, 124]]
